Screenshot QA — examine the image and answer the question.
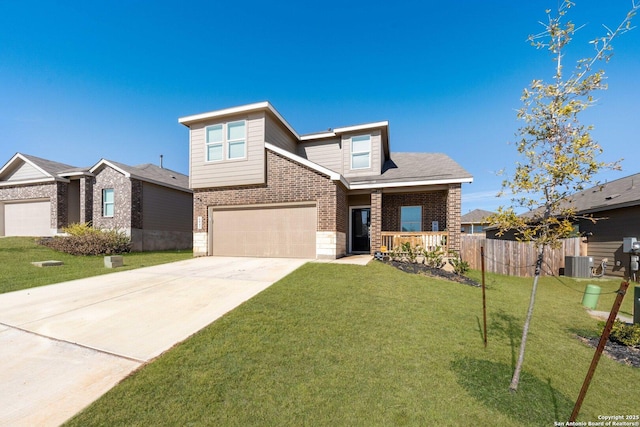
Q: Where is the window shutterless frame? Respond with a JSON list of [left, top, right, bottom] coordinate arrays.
[[350, 134, 371, 169], [103, 188, 114, 217], [204, 120, 246, 162], [400, 206, 422, 232]]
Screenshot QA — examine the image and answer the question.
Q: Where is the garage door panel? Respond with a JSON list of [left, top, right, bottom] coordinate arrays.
[[4, 201, 51, 236], [211, 205, 316, 258]]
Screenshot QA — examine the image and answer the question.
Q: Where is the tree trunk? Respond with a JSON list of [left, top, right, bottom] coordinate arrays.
[[509, 245, 545, 393]]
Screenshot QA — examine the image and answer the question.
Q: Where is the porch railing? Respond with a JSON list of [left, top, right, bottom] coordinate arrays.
[[380, 231, 448, 253]]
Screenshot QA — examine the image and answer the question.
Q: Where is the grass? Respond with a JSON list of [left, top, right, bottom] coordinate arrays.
[[0, 236, 193, 294], [64, 261, 639, 426]]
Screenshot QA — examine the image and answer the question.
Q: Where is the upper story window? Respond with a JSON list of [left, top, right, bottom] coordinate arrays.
[[350, 135, 371, 169], [103, 188, 114, 217], [206, 120, 246, 162], [400, 206, 422, 232]]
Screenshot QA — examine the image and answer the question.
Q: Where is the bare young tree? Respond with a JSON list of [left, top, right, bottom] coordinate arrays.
[[488, 0, 638, 393]]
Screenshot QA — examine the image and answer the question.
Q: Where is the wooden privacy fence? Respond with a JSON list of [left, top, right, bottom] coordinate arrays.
[[459, 236, 585, 277]]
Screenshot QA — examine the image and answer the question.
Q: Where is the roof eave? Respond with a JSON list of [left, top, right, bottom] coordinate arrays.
[[178, 101, 301, 140], [349, 177, 473, 190]]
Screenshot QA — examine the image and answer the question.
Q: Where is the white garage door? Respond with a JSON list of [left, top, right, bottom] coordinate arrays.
[[4, 200, 51, 236], [211, 204, 317, 258]]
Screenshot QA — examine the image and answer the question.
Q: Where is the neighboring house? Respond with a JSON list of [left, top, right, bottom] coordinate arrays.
[[179, 101, 473, 259], [570, 173, 640, 278], [0, 153, 193, 251], [461, 209, 494, 234], [89, 159, 193, 251], [485, 173, 640, 278], [0, 153, 92, 237]]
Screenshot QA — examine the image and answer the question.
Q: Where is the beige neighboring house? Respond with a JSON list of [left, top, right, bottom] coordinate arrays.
[[179, 101, 473, 259], [461, 209, 495, 234], [0, 153, 193, 251]]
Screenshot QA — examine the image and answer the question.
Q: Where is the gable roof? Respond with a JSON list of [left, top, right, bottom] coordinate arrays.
[[461, 209, 495, 224], [0, 153, 88, 185], [347, 153, 473, 189], [90, 159, 190, 192], [562, 172, 640, 214]]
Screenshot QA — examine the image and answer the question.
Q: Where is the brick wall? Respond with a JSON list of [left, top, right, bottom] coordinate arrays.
[[92, 166, 132, 231], [370, 190, 382, 254], [193, 150, 345, 233], [382, 191, 448, 231], [447, 183, 462, 252]]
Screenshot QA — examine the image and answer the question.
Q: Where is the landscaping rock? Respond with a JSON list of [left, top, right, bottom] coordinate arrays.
[[31, 260, 64, 267]]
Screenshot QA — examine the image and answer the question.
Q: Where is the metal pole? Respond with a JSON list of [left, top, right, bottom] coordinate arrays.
[[481, 246, 487, 348], [569, 281, 630, 422]]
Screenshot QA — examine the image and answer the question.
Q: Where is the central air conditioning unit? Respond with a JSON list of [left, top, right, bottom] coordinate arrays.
[[565, 256, 593, 278]]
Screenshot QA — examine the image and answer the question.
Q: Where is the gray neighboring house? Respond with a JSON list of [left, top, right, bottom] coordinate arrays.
[[570, 173, 640, 278], [485, 173, 640, 278], [179, 101, 473, 259], [461, 209, 495, 234], [0, 153, 193, 251]]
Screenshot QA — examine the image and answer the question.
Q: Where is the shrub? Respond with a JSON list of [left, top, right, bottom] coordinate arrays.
[[448, 252, 469, 276], [40, 227, 131, 256], [63, 222, 101, 237], [423, 246, 446, 268], [601, 320, 640, 347]]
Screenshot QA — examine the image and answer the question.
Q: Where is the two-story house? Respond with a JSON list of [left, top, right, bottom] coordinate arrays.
[[179, 102, 473, 259]]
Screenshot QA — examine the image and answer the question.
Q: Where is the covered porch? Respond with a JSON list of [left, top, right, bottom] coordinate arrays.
[[346, 184, 462, 256]]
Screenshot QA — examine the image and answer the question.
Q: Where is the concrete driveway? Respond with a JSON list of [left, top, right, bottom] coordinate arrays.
[[0, 256, 307, 426]]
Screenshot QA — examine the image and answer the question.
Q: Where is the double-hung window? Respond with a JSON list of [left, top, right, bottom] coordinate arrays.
[[103, 188, 114, 217], [205, 120, 246, 162], [400, 206, 422, 232], [351, 135, 371, 169]]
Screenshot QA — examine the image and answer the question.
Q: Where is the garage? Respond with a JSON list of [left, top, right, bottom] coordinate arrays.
[[3, 200, 51, 236], [210, 203, 317, 258]]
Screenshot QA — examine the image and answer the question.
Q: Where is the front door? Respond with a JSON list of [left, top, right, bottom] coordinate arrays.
[[351, 207, 371, 253]]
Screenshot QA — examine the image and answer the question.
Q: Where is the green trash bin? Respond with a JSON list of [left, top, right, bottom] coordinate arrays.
[[582, 284, 601, 309]]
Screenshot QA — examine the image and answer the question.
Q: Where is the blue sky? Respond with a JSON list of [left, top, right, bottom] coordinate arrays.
[[1, 1, 639, 214]]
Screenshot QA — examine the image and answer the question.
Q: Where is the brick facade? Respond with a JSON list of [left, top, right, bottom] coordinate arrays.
[[92, 166, 133, 231], [446, 183, 462, 252], [193, 150, 348, 257], [381, 191, 448, 232], [194, 150, 347, 233], [370, 190, 382, 254]]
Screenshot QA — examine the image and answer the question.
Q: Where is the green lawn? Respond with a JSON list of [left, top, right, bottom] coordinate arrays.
[[0, 237, 193, 294], [64, 261, 639, 426]]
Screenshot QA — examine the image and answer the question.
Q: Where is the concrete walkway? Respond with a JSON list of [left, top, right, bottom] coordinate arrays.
[[0, 256, 307, 427]]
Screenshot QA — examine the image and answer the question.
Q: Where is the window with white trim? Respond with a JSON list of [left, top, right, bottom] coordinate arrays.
[[103, 188, 114, 217], [400, 206, 422, 232], [205, 120, 246, 162], [351, 134, 371, 169]]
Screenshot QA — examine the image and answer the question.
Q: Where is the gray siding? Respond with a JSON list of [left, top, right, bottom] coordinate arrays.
[[142, 182, 193, 232], [580, 205, 640, 278], [4, 162, 48, 182], [298, 137, 342, 173], [190, 111, 266, 189], [342, 130, 382, 178], [265, 113, 297, 152]]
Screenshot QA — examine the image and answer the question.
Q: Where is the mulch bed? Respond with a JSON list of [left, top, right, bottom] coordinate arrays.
[[379, 259, 481, 287], [577, 336, 640, 368]]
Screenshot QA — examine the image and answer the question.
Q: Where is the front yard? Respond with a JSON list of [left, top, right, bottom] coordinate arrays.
[[63, 261, 639, 426], [0, 237, 192, 294]]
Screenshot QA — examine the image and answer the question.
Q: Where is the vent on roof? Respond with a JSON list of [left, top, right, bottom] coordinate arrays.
[[605, 194, 620, 200]]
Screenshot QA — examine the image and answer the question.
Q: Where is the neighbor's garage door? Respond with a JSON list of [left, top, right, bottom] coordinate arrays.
[[211, 204, 317, 258], [4, 200, 51, 236]]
